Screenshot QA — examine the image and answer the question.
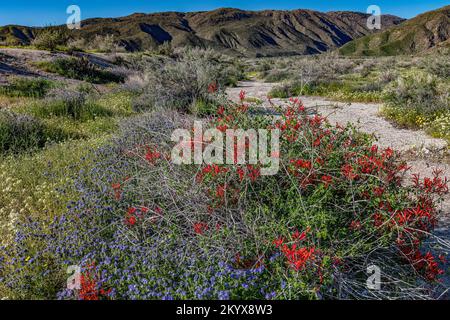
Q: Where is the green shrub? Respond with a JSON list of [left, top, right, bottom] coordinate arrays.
[[0, 111, 69, 154], [189, 98, 217, 117], [139, 48, 238, 112], [383, 71, 449, 115], [32, 29, 68, 51], [0, 78, 54, 98], [23, 88, 113, 121], [37, 57, 124, 84]]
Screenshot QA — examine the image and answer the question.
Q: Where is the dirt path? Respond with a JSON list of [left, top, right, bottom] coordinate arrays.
[[227, 81, 450, 228]]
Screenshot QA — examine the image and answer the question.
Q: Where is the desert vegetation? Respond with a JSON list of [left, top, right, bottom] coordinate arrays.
[[0, 41, 448, 301], [252, 51, 450, 143], [0, 2, 449, 300]]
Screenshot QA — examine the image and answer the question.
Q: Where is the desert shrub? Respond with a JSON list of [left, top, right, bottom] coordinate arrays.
[[32, 28, 68, 51], [378, 69, 398, 84], [26, 88, 112, 121], [131, 93, 154, 113], [0, 111, 68, 153], [65, 38, 87, 52], [2, 97, 447, 299], [139, 48, 238, 112], [264, 69, 292, 83], [383, 71, 449, 116], [37, 57, 124, 84], [0, 77, 54, 98], [88, 35, 126, 53], [420, 56, 450, 79], [153, 41, 174, 56]]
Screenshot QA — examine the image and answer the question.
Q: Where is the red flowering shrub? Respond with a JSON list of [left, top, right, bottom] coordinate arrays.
[[184, 96, 448, 297], [60, 95, 447, 300]]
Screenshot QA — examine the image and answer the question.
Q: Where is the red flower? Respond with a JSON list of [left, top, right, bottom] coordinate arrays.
[[373, 187, 385, 197], [208, 82, 218, 93], [281, 244, 315, 271], [237, 167, 245, 182], [216, 185, 226, 198], [292, 227, 310, 241], [321, 175, 332, 188], [273, 237, 284, 248], [78, 262, 110, 300], [126, 215, 136, 226], [373, 213, 384, 227], [239, 90, 246, 101], [383, 147, 394, 159], [247, 165, 260, 182], [217, 124, 228, 132], [217, 106, 225, 116], [341, 164, 358, 180], [112, 183, 122, 200], [193, 222, 208, 235], [349, 220, 362, 230]]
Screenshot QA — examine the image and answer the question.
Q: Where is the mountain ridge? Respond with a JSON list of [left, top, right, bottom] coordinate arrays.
[[339, 5, 450, 56], [0, 7, 405, 56]]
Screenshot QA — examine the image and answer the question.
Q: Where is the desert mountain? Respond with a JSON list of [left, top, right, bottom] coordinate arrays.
[[0, 8, 404, 56], [340, 5, 450, 56]]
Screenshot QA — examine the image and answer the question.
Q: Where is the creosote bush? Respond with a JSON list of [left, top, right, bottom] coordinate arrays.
[[133, 48, 243, 112]]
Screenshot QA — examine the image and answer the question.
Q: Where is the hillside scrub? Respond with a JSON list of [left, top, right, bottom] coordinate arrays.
[[32, 28, 68, 51], [36, 57, 125, 84], [1, 96, 448, 299]]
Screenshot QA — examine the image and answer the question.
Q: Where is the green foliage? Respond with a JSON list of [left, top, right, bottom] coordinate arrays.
[[32, 28, 68, 51], [383, 71, 448, 115], [36, 57, 124, 84], [0, 78, 54, 98], [0, 111, 69, 154]]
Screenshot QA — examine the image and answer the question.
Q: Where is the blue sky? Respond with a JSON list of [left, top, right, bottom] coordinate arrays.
[[1, 0, 448, 26]]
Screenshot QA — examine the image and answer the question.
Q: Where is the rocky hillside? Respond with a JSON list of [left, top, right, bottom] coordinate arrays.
[[0, 8, 404, 56], [340, 5, 450, 56]]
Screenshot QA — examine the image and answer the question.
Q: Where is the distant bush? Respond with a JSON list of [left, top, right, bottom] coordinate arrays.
[[420, 56, 450, 79], [0, 77, 54, 98], [32, 29, 68, 51], [89, 35, 126, 53], [37, 57, 124, 84], [383, 71, 448, 115]]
